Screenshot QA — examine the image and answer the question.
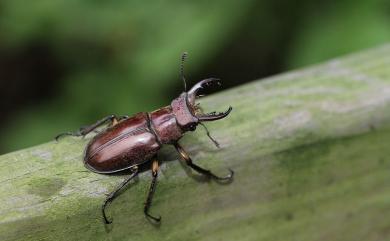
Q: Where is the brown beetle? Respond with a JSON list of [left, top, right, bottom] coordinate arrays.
[[56, 53, 233, 224]]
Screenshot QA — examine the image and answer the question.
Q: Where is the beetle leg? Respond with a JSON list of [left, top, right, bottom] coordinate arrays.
[[174, 143, 234, 181], [198, 122, 220, 148], [144, 158, 161, 223], [55, 114, 128, 141], [102, 166, 139, 224]]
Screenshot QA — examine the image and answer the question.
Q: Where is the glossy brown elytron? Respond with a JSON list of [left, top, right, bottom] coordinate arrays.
[[56, 53, 233, 224]]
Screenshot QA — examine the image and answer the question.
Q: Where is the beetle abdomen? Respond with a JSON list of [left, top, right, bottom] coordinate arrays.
[[84, 112, 161, 173]]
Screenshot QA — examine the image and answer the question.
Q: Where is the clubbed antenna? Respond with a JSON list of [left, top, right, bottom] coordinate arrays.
[[181, 52, 188, 91]]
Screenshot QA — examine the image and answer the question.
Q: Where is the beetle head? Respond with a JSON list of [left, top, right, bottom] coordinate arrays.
[[171, 78, 232, 132]]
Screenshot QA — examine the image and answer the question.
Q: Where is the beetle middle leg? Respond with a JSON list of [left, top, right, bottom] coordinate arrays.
[[174, 142, 234, 181], [55, 114, 128, 141], [144, 158, 161, 222], [102, 166, 139, 224]]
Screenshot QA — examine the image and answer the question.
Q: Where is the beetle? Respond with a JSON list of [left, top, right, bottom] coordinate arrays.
[[55, 52, 233, 224]]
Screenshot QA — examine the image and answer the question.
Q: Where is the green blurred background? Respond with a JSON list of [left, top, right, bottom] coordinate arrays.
[[0, 0, 389, 154]]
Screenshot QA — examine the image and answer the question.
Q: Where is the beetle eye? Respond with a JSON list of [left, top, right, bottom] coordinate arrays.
[[188, 124, 196, 131]]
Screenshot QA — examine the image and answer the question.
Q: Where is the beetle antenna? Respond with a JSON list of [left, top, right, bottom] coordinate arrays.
[[181, 52, 188, 91], [199, 122, 220, 148]]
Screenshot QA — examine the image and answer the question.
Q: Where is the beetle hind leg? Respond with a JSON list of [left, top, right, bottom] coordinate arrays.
[[102, 166, 139, 224], [55, 114, 128, 141], [174, 142, 234, 181], [144, 158, 162, 223]]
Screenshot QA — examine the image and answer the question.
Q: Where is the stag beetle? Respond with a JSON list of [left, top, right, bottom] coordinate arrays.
[[56, 53, 233, 224]]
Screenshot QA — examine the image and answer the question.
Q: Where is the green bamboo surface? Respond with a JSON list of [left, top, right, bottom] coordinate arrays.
[[1, 44, 390, 241]]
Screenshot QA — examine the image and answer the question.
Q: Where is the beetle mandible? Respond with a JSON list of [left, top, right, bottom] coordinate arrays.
[[56, 52, 233, 224]]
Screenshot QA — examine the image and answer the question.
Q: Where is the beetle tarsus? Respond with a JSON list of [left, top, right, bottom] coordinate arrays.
[[101, 167, 139, 224], [54, 132, 79, 141], [145, 213, 161, 223], [219, 168, 234, 181], [102, 205, 113, 224], [144, 159, 161, 223], [174, 143, 234, 182], [187, 161, 234, 181]]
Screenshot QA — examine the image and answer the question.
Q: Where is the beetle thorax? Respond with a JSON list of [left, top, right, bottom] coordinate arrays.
[[149, 106, 184, 144]]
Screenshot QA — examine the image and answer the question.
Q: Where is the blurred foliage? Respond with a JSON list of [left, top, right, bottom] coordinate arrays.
[[0, 0, 389, 153], [286, 0, 390, 68]]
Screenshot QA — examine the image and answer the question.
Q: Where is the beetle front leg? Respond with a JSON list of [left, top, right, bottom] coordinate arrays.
[[55, 114, 128, 141], [102, 166, 139, 224], [144, 158, 161, 223], [174, 143, 234, 181]]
